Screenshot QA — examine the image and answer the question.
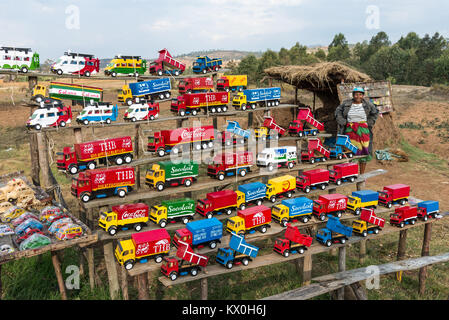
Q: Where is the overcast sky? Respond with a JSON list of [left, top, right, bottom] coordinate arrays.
[[1, 0, 448, 60]]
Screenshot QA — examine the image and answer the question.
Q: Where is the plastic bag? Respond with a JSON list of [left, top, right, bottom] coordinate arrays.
[[0, 224, 14, 237], [19, 233, 51, 251], [48, 217, 72, 234], [15, 218, 43, 236], [11, 212, 39, 228], [39, 206, 63, 222]]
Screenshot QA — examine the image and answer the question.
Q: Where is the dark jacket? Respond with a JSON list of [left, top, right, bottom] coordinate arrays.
[[334, 98, 379, 154]]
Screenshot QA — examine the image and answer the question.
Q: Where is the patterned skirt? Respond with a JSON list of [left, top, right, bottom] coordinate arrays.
[[345, 122, 372, 162]]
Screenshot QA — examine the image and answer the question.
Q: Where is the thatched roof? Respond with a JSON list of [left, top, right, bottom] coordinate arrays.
[[264, 62, 371, 92]]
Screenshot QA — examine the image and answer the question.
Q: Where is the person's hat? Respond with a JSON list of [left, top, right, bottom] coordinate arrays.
[[352, 87, 365, 94]]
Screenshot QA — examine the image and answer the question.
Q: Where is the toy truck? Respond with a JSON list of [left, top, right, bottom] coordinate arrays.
[[32, 82, 103, 104], [173, 217, 223, 249], [330, 135, 357, 159], [149, 48, 186, 76], [161, 241, 209, 281], [417, 201, 440, 221], [255, 116, 286, 140], [118, 78, 171, 106], [99, 203, 149, 236], [178, 77, 214, 94], [226, 205, 271, 235], [272, 197, 314, 226], [51, 52, 99, 77], [216, 233, 259, 269], [56, 136, 134, 174], [147, 126, 215, 157], [329, 163, 359, 185], [296, 168, 329, 193], [145, 161, 198, 191], [192, 56, 222, 74], [71, 166, 135, 203], [104, 55, 147, 77], [76, 102, 118, 125], [207, 152, 253, 180], [316, 216, 353, 247], [273, 224, 313, 257], [26, 103, 72, 130], [352, 208, 385, 237], [216, 75, 247, 92], [288, 108, 324, 137], [170, 91, 230, 116], [196, 190, 242, 219], [390, 206, 418, 228], [313, 194, 348, 221], [237, 182, 267, 209], [346, 190, 379, 215], [124, 100, 160, 122], [301, 138, 330, 163], [232, 87, 281, 110], [115, 229, 171, 270], [265, 175, 296, 203], [257, 147, 297, 171], [149, 198, 195, 227], [222, 121, 251, 145], [0, 47, 39, 73], [378, 184, 410, 208]]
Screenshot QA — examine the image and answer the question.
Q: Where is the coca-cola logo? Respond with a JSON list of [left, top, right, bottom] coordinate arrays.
[[180, 128, 206, 140], [84, 144, 94, 154], [122, 209, 146, 220], [94, 173, 106, 184]]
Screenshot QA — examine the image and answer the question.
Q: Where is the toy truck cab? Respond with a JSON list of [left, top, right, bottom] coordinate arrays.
[[27, 103, 72, 130], [173, 228, 192, 248], [161, 256, 179, 278], [56, 147, 76, 172], [390, 206, 418, 228], [145, 164, 164, 188], [70, 174, 90, 200]]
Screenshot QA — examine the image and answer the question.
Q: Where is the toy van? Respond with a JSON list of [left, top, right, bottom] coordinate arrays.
[[51, 52, 99, 77], [76, 102, 118, 125]]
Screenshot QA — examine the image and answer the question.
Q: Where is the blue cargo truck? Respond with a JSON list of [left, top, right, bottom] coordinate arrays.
[[216, 233, 259, 269], [237, 182, 267, 209], [271, 197, 314, 226], [232, 87, 281, 110], [346, 190, 379, 215], [119, 78, 172, 105], [316, 216, 353, 247], [174, 217, 223, 249], [192, 56, 222, 74], [417, 201, 440, 221]]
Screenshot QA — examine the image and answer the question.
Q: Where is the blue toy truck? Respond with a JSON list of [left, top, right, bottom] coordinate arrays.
[[129, 78, 171, 100], [328, 135, 357, 160], [192, 56, 222, 74], [271, 197, 314, 226], [232, 87, 281, 110], [316, 216, 353, 247], [216, 233, 259, 269], [174, 217, 223, 249], [237, 182, 267, 209], [417, 201, 440, 221], [222, 120, 252, 145]]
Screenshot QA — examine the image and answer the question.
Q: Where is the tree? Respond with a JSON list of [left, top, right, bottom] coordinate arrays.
[[256, 50, 279, 83], [278, 47, 291, 65], [434, 50, 449, 84], [236, 55, 259, 84], [314, 49, 327, 61], [398, 32, 421, 50], [289, 42, 308, 64], [327, 33, 350, 61]]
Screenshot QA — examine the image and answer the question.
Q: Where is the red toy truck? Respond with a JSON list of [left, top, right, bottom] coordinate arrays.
[[178, 77, 214, 94], [273, 223, 313, 257], [329, 163, 359, 185], [296, 168, 329, 193], [147, 126, 215, 157], [313, 194, 348, 221], [226, 205, 272, 235], [170, 92, 229, 116], [288, 108, 324, 137], [57, 136, 134, 174], [71, 166, 135, 203], [207, 152, 253, 180], [196, 190, 240, 219], [378, 184, 410, 208], [301, 138, 330, 163], [390, 206, 418, 228]]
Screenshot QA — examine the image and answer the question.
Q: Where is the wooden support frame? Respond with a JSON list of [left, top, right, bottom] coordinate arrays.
[[51, 250, 67, 300], [103, 241, 120, 299], [419, 223, 432, 295]]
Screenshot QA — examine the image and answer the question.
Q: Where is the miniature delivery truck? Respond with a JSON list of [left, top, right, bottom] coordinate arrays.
[[232, 87, 281, 110], [346, 190, 379, 215], [301, 138, 330, 163], [32, 82, 103, 104], [0, 47, 39, 73], [273, 224, 313, 257], [378, 184, 410, 208], [265, 175, 296, 203], [237, 182, 267, 209], [316, 216, 353, 247], [161, 241, 209, 281], [56, 136, 134, 174], [271, 197, 314, 226], [147, 126, 215, 157], [226, 205, 271, 235], [216, 75, 247, 92], [115, 229, 171, 270], [192, 56, 222, 74], [222, 120, 251, 145], [149, 48, 186, 76], [51, 52, 100, 77], [257, 147, 297, 171], [255, 116, 286, 140], [296, 168, 329, 193], [313, 194, 348, 221], [71, 166, 135, 203], [170, 91, 230, 116], [76, 102, 118, 125], [417, 201, 440, 221], [352, 208, 385, 237], [329, 163, 359, 185], [118, 78, 171, 106], [196, 190, 242, 219], [288, 108, 324, 137], [149, 198, 196, 227], [216, 233, 259, 269], [99, 203, 149, 236], [390, 206, 418, 228], [104, 55, 147, 77], [123, 100, 160, 122], [173, 218, 223, 249], [207, 152, 253, 180], [26, 103, 72, 130], [145, 161, 198, 191], [178, 77, 214, 94], [329, 135, 357, 159]]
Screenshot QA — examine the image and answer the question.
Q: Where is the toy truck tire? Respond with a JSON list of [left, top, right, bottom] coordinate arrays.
[[184, 179, 193, 187], [134, 224, 143, 232], [400, 199, 407, 205], [190, 268, 199, 276], [267, 163, 274, 172], [117, 189, 127, 198], [399, 221, 405, 228], [304, 186, 311, 193], [156, 183, 165, 191], [57, 69, 63, 75], [410, 219, 416, 225], [83, 119, 89, 125], [209, 241, 217, 249], [157, 70, 163, 76], [337, 154, 343, 160], [226, 261, 233, 269], [319, 214, 326, 221], [387, 202, 392, 208], [155, 255, 163, 263], [169, 272, 178, 281], [320, 184, 326, 190], [69, 164, 78, 174], [270, 196, 276, 203], [182, 217, 190, 224], [335, 211, 342, 218], [34, 124, 42, 131], [287, 162, 295, 169], [340, 238, 346, 244], [355, 208, 361, 216], [179, 109, 186, 116], [281, 219, 288, 227], [191, 109, 198, 116], [239, 204, 246, 210], [242, 258, 249, 266], [310, 158, 315, 164], [124, 260, 134, 270], [256, 199, 263, 206], [373, 228, 380, 234], [283, 249, 290, 257], [422, 215, 428, 222], [260, 225, 268, 233], [108, 226, 117, 236], [335, 179, 342, 185], [362, 230, 368, 237], [124, 155, 133, 163], [206, 213, 213, 219], [325, 240, 332, 247], [157, 148, 165, 157], [217, 172, 225, 181], [302, 216, 310, 223], [159, 219, 167, 228], [126, 99, 133, 106], [239, 169, 247, 177], [81, 193, 91, 203], [349, 176, 356, 182], [87, 162, 96, 170]]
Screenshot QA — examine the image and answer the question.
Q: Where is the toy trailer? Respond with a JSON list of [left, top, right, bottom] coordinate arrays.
[[352, 208, 385, 237], [313, 194, 348, 221], [161, 240, 209, 281], [301, 138, 330, 163], [216, 75, 247, 92], [124, 100, 160, 122], [255, 116, 286, 140], [207, 152, 253, 180], [57, 136, 134, 174], [232, 87, 281, 110], [216, 233, 259, 269], [26, 104, 72, 130], [150, 198, 196, 228], [390, 206, 418, 228], [222, 121, 251, 145], [273, 224, 313, 257], [173, 217, 223, 249], [115, 229, 171, 270], [170, 91, 230, 116], [192, 56, 222, 74], [256, 147, 297, 171], [147, 126, 215, 157], [316, 216, 353, 247], [272, 197, 314, 226], [99, 203, 149, 236], [288, 108, 324, 137], [346, 190, 379, 215], [296, 168, 329, 193], [32, 81, 103, 104], [118, 78, 172, 106], [145, 161, 198, 191], [236, 182, 267, 209], [196, 190, 240, 219], [226, 205, 271, 235], [329, 163, 359, 185], [178, 77, 214, 94], [378, 184, 410, 208], [71, 166, 135, 203], [149, 48, 186, 76], [265, 175, 296, 203], [417, 201, 440, 221]]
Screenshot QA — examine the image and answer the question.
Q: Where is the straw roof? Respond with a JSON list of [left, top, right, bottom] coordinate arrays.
[[264, 62, 371, 92]]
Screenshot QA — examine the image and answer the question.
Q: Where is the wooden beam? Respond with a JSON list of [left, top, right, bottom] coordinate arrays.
[[302, 254, 312, 286], [419, 223, 432, 295], [396, 229, 408, 281], [201, 278, 208, 300], [87, 247, 95, 289], [120, 265, 129, 300], [336, 246, 346, 300], [137, 273, 150, 300], [103, 241, 120, 299], [51, 251, 67, 300], [134, 124, 141, 190], [29, 133, 40, 186]]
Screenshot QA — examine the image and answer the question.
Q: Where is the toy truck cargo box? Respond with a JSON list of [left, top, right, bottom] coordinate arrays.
[[206, 190, 237, 210], [284, 224, 313, 247], [186, 218, 223, 247], [244, 88, 281, 102], [238, 182, 267, 202], [351, 190, 379, 204], [238, 205, 271, 229], [379, 184, 410, 206], [333, 163, 358, 178], [161, 198, 195, 220], [283, 197, 314, 218], [418, 201, 439, 217], [74, 137, 133, 162], [159, 126, 214, 146], [113, 203, 148, 221], [178, 77, 214, 94], [300, 169, 330, 186], [132, 229, 171, 259], [313, 194, 348, 219], [129, 78, 171, 96], [214, 152, 253, 167], [217, 75, 247, 91], [176, 241, 209, 267], [33, 82, 103, 103], [161, 161, 199, 180], [360, 209, 385, 227], [184, 92, 229, 107], [229, 233, 259, 258], [89, 167, 135, 191]]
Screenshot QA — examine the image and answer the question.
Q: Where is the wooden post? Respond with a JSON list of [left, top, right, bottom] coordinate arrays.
[[137, 273, 150, 300], [248, 111, 253, 127], [36, 131, 53, 193], [29, 133, 40, 186], [51, 251, 67, 300], [134, 124, 141, 190], [419, 223, 432, 295], [201, 278, 208, 300], [120, 265, 129, 300], [396, 230, 408, 281], [87, 246, 95, 289], [73, 128, 82, 144], [337, 246, 346, 300], [0, 264, 2, 300], [302, 254, 312, 286], [103, 241, 120, 300], [28, 76, 38, 98]]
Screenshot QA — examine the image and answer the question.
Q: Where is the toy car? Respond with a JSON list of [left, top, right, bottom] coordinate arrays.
[[19, 233, 51, 251], [16, 228, 45, 244], [48, 218, 72, 234], [55, 223, 83, 240], [0, 224, 14, 236], [15, 218, 43, 236], [39, 206, 63, 222], [0, 244, 15, 255], [46, 213, 69, 226], [1, 206, 26, 223], [11, 212, 39, 228]]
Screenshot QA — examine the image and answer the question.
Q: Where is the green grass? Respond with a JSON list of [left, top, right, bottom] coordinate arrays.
[[400, 140, 449, 174]]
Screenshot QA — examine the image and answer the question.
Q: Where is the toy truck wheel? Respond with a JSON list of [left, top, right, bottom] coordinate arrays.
[[84, 71, 91, 77], [411, 219, 416, 225], [399, 221, 405, 228], [201, 143, 208, 149], [206, 212, 213, 219], [298, 131, 304, 137], [260, 225, 268, 233], [172, 147, 179, 154], [216, 107, 222, 113], [270, 196, 276, 203], [400, 199, 407, 205], [355, 208, 361, 216], [131, 117, 137, 122], [240, 169, 247, 177], [241, 104, 247, 111], [320, 184, 326, 190], [217, 173, 225, 181], [182, 217, 189, 224], [226, 261, 233, 269], [111, 72, 117, 77], [336, 211, 342, 218], [156, 183, 165, 191], [184, 179, 192, 187], [283, 250, 290, 257], [423, 215, 428, 222], [209, 241, 217, 249], [349, 176, 355, 182], [106, 118, 112, 124], [348, 153, 354, 158], [126, 99, 133, 106], [302, 216, 309, 223], [288, 162, 294, 169], [124, 155, 133, 163], [242, 258, 249, 266], [157, 149, 165, 157], [34, 124, 42, 131], [336, 179, 342, 186], [159, 93, 165, 100], [326, 240, 332, 247], [157, 70, 163, 76], [57, 69, 63, 75], [340, 238, 346, 244], [125, 261, 134, 270], [192, 109, 198, 116], [304, 186, 311, 193], [190, 268, 199, 276], [88, 162, 96, 170], [83, 119, 89, 125], [159, 219, 167, 228], [81, 193, 90, 203], [319, 214, 326, 221], [69, 165, 78, 174], [108, 227, 117, 236], [174, 70, 180, 76], [322, 157, 327, 162], [117, 189, 127, 198], [115, 157, 124, 165], [239, 204, 246, 210], [286, 191, 293, 198], [150, 115, 155, 120], [337, 154, 343, 160], [374, 228, 379, 234], [20, 66, 28, 73], [387, 202, 392, 209], [225, 208, 232, 215], [362, 230, 368, 237], [134, 224, 143, 232], [310, 158, 315, 164], [155, 255, 163, 263], [222, 106, 228, 112], [267, 163, 274, 172], [256, 199, 262, 206], [170, 272, 178, 281], [210, 107, 216, 113], [59, 121, 66, 127], [281, 219, 288, 227]]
